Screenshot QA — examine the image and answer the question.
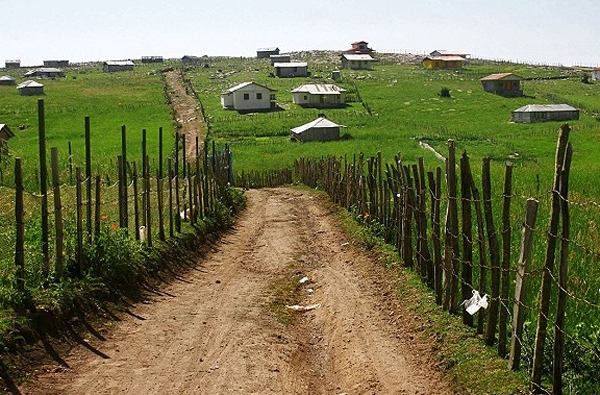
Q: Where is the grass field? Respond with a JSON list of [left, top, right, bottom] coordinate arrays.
[[0, 63, 175, 189]]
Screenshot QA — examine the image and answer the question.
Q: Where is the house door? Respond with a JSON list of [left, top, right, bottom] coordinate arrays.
[[506, 81, 512, 90]]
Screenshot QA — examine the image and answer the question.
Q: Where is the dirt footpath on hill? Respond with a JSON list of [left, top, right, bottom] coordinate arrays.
[[164, 70, 207, 160], [20, 188, 455, 395]]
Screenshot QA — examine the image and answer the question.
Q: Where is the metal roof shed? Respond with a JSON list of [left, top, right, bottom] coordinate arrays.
[[291, 117, 343, 142], [0, 75, 16, 85], [17, 80, 44, 96], [511, 104, 579, 123]]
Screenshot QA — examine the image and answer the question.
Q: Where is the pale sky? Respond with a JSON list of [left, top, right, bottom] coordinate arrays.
[[2, 0, 599, 67]]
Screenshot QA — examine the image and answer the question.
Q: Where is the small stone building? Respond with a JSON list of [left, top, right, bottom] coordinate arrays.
[[17, 80, 44, 96], [103, 60, 135, 73], [511, 104, 579, 123], [480, 73, 523, 97], [344, 41, 375, 54], [5, 60, 20, 69], [341, 54, 374, 70], [0, 75, 16, 86], [291, 117, 343, 142], [270, 54, 291, 66], [141, 56, 163, 63], [274, 62, 308, 78], [24, 68, 65, 78], [291, 84, 346, 107], [257, 47, 280, 59], [43, 60, 69, 68]]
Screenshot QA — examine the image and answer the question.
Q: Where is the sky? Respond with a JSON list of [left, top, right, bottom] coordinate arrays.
[[2, 0, 599, 68]]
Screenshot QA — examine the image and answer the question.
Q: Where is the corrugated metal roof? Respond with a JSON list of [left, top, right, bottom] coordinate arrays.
[[104, 60, 135, 66], [17, 80, 44, 88], [480, 73, 522, 81], [424, 55, 467, 62], [274, 62, 307, 68], [0, 75, 16, 81], [342, 54, 374, 61], [257, 47, 279, 52], [223, 81, 273, 93], [352, 41, 368, 45], [291, 117, 343, 134], [513, 104, 578, 112], [430, 50, 469, 56], [291, 84, 346, 95]]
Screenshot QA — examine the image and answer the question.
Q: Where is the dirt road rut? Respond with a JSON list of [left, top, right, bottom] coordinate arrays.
[[21, 188, 453, 395]]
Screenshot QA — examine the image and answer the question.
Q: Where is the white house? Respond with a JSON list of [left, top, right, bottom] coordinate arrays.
[[274, 62, 308, 78], [592, 68, 600, 81], [221, 81, 275, 111], [341, 54, 374, 70], [291, 84, 346, 107]]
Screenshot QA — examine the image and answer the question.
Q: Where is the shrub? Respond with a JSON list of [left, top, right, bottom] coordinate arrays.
[[440, 87, 451, 98]]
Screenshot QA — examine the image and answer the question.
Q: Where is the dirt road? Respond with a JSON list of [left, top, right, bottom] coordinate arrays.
[[20, 188, 454, 395]]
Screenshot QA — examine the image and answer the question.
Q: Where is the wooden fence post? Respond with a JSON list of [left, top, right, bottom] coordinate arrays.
[[168, 158, 174, 238], [38, 99, 50, 277], [460, 151, 474, 327], [472, 180, 488, 335], [85, 116, 92, 242], [531, 124, 571, 394], [498, 161, 514, 357], [429, 167, 443, 305], [14, 158, 25, 293], [121, 125, 128, 231], [94, 176, 101, 238], [75, 167, 84, 277], [509, 198, 539, 370], [553, 142, 573, 395], [445, 140, 460, 313], [51, 148, 64, 279], [132, 162, 140, 240], [483, 157, 501, 346]]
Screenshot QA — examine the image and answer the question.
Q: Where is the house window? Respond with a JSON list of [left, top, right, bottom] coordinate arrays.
[[303, 95, 308, 101], [256, 93, 262, 100], [243, 93, 249, 100]]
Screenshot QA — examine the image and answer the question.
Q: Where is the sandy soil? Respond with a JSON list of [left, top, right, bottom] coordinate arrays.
[[19, 188, 455, 395]]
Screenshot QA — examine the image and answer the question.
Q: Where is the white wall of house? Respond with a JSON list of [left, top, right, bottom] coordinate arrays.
[[221, 84, 272, 111], [592, 69, 600, 81]]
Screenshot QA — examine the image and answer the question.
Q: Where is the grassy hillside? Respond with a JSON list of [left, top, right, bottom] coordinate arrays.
[[0, 63, 175, 189]]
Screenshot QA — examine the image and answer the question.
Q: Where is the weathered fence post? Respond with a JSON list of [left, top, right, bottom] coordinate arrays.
[[51, 148, 64, 279], [472, 180, 488, 335], [94, 176, 101, 238], [498, 161, 514, 357], [553, 142, 573, 395], [38, 99, 50, 277], [509, 198, 539, 371], [132, 162, 140, 240], [85, 116, 92, 242], [75, 167, 84, 277], [120, 125, 129, 232], [14, 158, 25, 293], [460, 151, 474, 327], [444, 140, 460, 313], [483, 157, 501, 346], [429, 167, 443, 305], [531, 124, 571, 394]]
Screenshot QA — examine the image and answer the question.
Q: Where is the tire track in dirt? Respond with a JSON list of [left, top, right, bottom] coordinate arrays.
[[20, 188, 454, 395]]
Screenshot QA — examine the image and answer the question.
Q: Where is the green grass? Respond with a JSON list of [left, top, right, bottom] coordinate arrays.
[[0, 64, 175, 189]]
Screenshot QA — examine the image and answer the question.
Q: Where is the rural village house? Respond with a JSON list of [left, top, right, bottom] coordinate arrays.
[[141, 56, 163, 63], [103, 60, 135, 73], [274, 62, 308, 78], [0, 124, 14, 142], [270, 54, 291, 66], [480, 73, 523, 97], [341, 53, 374, 70], [257, 47, 280, 59], [182, 55, 201, 65], [344, 41, 375, 54], [592, 68, 600, 81], [0, 76, 16, 86], [429, 50, 470, 58], [291, 84, 346, 108], [291, 116, 343, 142], [17, 80, 44, 96], [5, 60, 20, 69], [221, 81, 276, 111], [511, 104, 579, 123], [43, 60, 69, 68], [422, 54, 467, 69], [24, 68, 65, 78]]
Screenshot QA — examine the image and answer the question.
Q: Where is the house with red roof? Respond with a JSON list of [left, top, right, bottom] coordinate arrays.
[[344, 41, 375, 54], [480, 73, 523, 97]]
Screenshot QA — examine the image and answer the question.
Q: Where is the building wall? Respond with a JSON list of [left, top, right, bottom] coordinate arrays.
[[224, 85, 272, 111], [18, 87, 44, 96], [292, 93, 345, 107], [104, 64, 134, 73], [294, 127, 340, 142], [511, 110, 579, 123], [423, 59, 463, 69], [276, 66, 308, 78]]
